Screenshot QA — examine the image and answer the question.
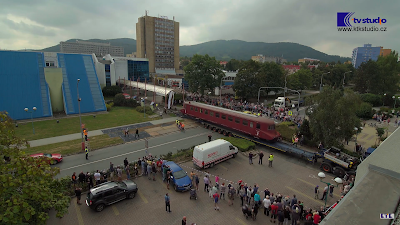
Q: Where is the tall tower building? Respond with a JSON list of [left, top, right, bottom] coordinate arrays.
[[136, 12, 179, 74]]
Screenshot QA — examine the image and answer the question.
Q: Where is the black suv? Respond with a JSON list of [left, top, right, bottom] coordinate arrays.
[[86, 180, 138, 212]]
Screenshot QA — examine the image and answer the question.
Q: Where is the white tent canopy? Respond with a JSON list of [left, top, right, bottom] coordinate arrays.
[[116, 80, 175, 109]]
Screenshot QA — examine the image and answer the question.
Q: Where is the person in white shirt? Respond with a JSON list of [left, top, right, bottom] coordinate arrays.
[[263, 196, 271, 216], [94, 170, 101, 185]]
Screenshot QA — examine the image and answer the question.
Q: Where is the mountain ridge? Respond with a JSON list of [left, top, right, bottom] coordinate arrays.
[[35, 38, 351, 62]]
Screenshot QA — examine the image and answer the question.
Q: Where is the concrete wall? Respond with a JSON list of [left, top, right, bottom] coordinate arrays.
[[174, 21, 180, 72], [44, 67, 64, 113], [110, 63, 117, 86], [115, 60, 128, 81], [136, 18, 145, 58], [145, 16, 156, 73]]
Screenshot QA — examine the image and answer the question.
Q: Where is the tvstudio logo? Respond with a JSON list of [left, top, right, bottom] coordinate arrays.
[[380, 213, 395, 219], [337, 12, 387, 27]]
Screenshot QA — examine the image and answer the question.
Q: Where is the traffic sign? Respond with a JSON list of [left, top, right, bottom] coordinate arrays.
[[288, 111, 293, 116]]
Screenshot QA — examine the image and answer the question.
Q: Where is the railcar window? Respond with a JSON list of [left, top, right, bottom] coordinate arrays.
[[210, 111, 214, 116], [215, 113, 219, 118], [228, 116, 233, 122], [256, 123, 260, 129], [205, 110, 208, 115], [200, 109, 203, 113], [195, 107, 198, 112], [221, 114, 226, 119], [268, 125, 275, 130], [235, 118, 240, 124], [250, 122, 253, 128], [243, 120, 248, 126], [190, 106, 194, 111]]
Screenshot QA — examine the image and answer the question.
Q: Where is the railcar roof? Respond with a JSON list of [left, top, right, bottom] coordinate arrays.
[[185, 101, 275, 125]]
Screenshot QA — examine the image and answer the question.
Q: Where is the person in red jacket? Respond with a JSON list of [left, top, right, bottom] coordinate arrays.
[[270, 202, 278, 223], [313, 212, 321, 224]]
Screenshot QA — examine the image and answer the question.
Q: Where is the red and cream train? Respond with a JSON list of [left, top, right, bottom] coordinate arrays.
[[181, 101, 281, 141]]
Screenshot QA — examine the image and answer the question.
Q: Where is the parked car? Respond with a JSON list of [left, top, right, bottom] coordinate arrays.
[[30, 153, 62, 165], [122, 93, 131, 99], [164, 161, 192, 192], [86, 180, 138, 212]]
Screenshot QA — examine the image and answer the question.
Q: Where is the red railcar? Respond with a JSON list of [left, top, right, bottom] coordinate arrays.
[[181, 101, 280, 141]]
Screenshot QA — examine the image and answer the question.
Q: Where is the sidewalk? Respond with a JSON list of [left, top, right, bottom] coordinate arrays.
[[28, 117, 180, 147]]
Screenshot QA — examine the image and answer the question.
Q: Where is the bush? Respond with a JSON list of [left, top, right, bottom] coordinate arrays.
[[276, 124, 297, 142], [299, 119, 312, 140], [114, 93, 126, 106], [356, 102, 373, 119], [360, 93, 382, 107], [102, 85, 122, 97], [106, 102, 114, 111], [221, 137, 255, 152], [136, 106, 154, 115], [125, 98, 139, 108], [380, 107, 390, 112], [280, 121, 295, 126]]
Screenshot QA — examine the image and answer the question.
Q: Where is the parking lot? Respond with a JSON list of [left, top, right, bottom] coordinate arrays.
[[47, 145, 341, 225]]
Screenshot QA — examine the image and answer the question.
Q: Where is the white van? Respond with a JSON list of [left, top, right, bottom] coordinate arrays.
[[193, 139, 238, 169]]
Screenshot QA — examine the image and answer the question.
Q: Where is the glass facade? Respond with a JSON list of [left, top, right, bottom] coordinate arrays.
[[105, 64, 111, 86], [128, 60, 149, 82]]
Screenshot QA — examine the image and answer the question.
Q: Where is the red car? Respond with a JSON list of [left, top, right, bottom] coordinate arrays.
[[30, 153, 63, 165]]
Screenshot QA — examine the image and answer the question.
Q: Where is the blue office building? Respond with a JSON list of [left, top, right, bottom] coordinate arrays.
[[352, 44, 382, 68]]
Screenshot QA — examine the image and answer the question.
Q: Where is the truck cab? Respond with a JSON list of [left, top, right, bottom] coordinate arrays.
[[274, 97, 291, 110]]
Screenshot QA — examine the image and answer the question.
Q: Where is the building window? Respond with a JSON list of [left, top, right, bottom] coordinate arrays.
[[45, 61, 55, 67], [215, 113, 219, 118], [228, 116, 233, 122], [235, 118, 240, 124], [256, 123, 260, 129], [210, 111, 214, 117], [221, 114, 226, 120], [243, 120, 248, 126], [205, 110, 208, 115]]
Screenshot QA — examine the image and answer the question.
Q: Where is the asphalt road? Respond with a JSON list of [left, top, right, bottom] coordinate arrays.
[[56, 127, 225, 178]]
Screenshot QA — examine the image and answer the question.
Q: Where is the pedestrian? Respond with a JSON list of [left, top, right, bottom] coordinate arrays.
[[182, 216, 187, 225], [313, 212, 321, 224], [270, 202, 278, 223], [109, 162, 114, 181], [78, 171, 85, 185], [162, 165, 168, 181], [277, 209, 285, 225], [263, 195, 271, 216], [247, 186, 253, 205], [204, 175, 210, 192], [208, 134, 212, 142], [239, 186, 246, 206], [314, 185, 319, 199], [165, 193, 171, 213], [291, 204, 301, 225], [268, 153, 274, 167], [215, 174, 220, 186], [125, 165, 131, 180], [85, 146, 89, 160], [320, 185, 328, 200], [147, 163, 152, 180], [94, 170, 101, 185], [135, 128, 139, 139], [71, 172, 77, 187], [157, 159, 162, 173], [152, 162, 157, 181], [220, 183, 226, 200], [264, 188, 270, 199], [195, 174, 199, 190], [117, 167, 122, 181], [228, 186, 235, 206], [329, 185, 334, 197], [258, 151, 264, 165], [248, 152, 253, 164], [124, 127, 129, 137], [166, 170, 171, 190], [210, 184, 218, 199], [75, 187, 82, 205], [284, 206, 291, 225], [291, 195, 297, 207], [86, 172, 93, 189], [252, 203, 259, 220], [213, 191, 220, 211], [254, 191, 261, 206], [124, 158, 129, 167]]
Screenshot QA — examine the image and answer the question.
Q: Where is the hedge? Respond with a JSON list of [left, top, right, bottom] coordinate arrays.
[[135, 106, 154, 115], [221, 137, 255, 152], [102, 85, 122, 97], [276, 124, 297, 142]]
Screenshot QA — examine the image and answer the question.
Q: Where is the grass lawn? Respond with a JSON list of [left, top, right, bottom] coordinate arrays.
[[24, 134, 123, 156], [276, 124, 297, 142], [221, 137, 256, 151], [16, 107, 157, 141]]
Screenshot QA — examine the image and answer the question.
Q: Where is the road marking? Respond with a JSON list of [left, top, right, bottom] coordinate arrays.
[[112, 205, 119, 215], [285, 186, 324, 205], [137, 190, 149, 203], [297, 178, 340, 198], [232, 159, 242, 164], [74, 201, 85, 225], [61, 132, 209, 171], [219, 165, 228, 170], [235, 217, 248, 225]]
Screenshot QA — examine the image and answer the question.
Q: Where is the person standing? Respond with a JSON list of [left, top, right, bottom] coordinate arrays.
[[125, 164, 131, 180], [239, 186, 246, 206], [208, 134, 212, 142], [228, 186, 235, 206], [117, 167, 122, 181], [135, 128, 139, 139], [320, 185, 329, 200], [152, 162, 157, 181], [314, 186, 319, 199], [124, 158, 129, 168], [248, 152, 253, 164], [165, 193, 171, 213], [86, 172, 93, 190], [71, 172, 77, 187], [78, 171, 86, 185], [329, 185, 334, 197], [94, 170, 101, 185], [85, 146, 89, 160], [182, 216, 187, 225], [220, 183, 226, 200], [263, 195, 271, 216], [147, 163, 152, 180], [204, 175, 210, 192], [291, 195, 297, 207], [213, 192, 220, 211], [269, 154, 274, 167], [258, 151, 264, 165], [166, 170, 171, 190], [109, 162, 114, 181], [75, 187, 82, 205], [124, 127, 129, 137], [195, 175, 200, 191]]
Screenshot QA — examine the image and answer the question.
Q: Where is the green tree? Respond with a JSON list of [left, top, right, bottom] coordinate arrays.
[[184, 54, 224, 95], [299, 119, 312, 140], [355, 102, 373, 119], [232, 60, 261, 99], [259, 62, 285, 88], [308, 87, 361, 147], [288, 69, 312, 90], [225, 59, 244, 71], [376, 127, 385, 143], [0, 112, 69, 224]]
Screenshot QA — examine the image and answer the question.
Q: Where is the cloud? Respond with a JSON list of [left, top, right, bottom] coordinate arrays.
[[0, 0, 398, 57]]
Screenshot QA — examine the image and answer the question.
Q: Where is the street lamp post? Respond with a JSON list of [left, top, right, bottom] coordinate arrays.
[[320, 72, 330, 92], [318, 172, 343, 210], [77, 79, 84, 150], [392, 96, 400, 109], [141, 97, 147, 118], [383, 93, 387, 106], [24, 107, 37, 134], [343, 71, 352, 88]]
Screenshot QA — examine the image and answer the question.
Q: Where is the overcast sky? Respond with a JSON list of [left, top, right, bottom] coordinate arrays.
[[0, 0, 398, 57]]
